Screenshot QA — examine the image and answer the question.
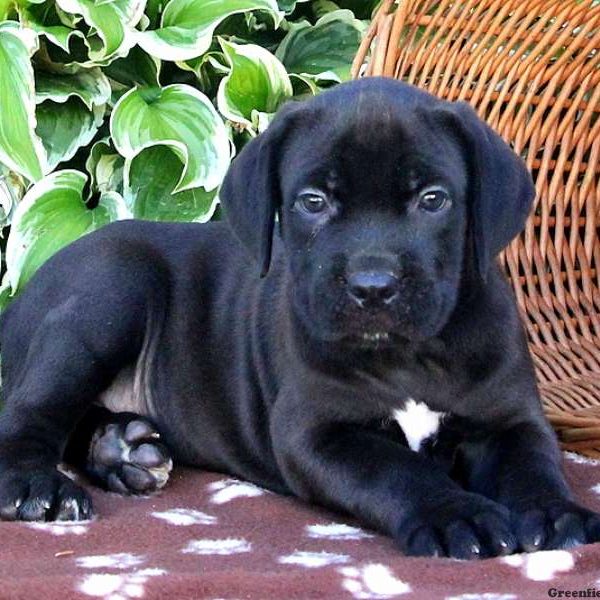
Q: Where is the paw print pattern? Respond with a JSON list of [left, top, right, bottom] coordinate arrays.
[[502, 550, 574, 581], [181, 538, 252, 555], [76, 553, 145, 570], [78, 568, 166, 599], [338, 564, 411, 599], [278, 550, 351, 568], [206, 479, 266, 504], [151, 508, 217, 526], [26, 521, 89, 536], [306, 522, 374, 540]]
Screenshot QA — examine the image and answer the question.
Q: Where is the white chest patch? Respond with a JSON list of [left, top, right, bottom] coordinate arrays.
[[392, 398, 446, 452]]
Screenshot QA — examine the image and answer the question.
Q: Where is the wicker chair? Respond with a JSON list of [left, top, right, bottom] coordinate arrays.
[[352, 0, 600, 457]]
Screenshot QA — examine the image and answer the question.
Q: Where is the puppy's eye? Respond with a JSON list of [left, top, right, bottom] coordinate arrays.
[[418, 189, 450, 213], [295, 193, 329, 215]]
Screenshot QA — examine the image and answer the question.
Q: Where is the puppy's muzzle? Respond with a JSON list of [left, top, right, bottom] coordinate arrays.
[[347, 270, 399, 309]]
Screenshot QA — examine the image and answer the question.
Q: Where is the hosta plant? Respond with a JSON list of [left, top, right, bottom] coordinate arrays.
[[0, 0, 377, 308]]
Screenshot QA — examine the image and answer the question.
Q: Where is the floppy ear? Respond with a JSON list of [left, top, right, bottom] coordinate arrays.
[[434, 102, 535, 281], [219, 102, 301, 277]]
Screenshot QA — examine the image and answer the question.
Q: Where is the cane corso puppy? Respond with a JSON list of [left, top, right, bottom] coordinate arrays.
[[0, 77, 598, 558]]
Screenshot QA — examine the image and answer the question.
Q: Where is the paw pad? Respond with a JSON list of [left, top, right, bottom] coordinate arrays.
[[88, 418, 172, 495]]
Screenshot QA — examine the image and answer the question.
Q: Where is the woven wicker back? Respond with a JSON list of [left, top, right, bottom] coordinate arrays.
[[353, 0, 600, 456]]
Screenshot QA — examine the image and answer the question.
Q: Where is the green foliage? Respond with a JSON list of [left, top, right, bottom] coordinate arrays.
[[0, 0, 369, 304]]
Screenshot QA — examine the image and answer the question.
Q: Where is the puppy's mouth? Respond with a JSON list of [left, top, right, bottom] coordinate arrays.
[[299, 277, 447, 347], [361, 332, 390, 343], [342, 327, 396, 349], [342, 310, 396, 345], [356, 331, 393, 349], [337, 296, 447, 347]]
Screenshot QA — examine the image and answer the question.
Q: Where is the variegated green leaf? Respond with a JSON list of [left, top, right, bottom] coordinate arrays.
[[312, 0, 341, 18], [0, 23, 47, 181], [276, 9, 363, 82], [20, 1, 84, 52], [125, 145, 217, 222], [177, 52, 228, 96], [289, 71, 338, 97], [85, 139, 124, 195], [110, 84, 231, 193], [0, 1, 11, 20], [35, 68, 111, 109], [0, 164, 25, 229], [55, 0, 146, 62], [277, 0, 310, 14], [2, 0, 44, 21], [6, 170, 131, 292], [36, 98, 103, 170], [144, 0, 163, 27], [217, 39, 292, 130], [0, 273, 12, 313], [136, 0, 283, 62], [104, 46, 160, 89]]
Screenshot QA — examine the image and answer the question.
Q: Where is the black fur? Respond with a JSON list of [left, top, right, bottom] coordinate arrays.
[[0, 78, 598, 558]]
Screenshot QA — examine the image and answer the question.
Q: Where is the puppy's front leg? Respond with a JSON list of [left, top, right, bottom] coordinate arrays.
[[272, 409, 516, 558], [464, 420, 600, 551]]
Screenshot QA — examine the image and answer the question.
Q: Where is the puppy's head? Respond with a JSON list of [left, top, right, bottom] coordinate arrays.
[[220, 77, 534, 347]]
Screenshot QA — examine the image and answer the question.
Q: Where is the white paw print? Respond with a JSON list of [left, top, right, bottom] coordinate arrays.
[[206, 478, 266, 504], [26, 521, 89, 536], [151, 508, 217, 526], [338, 564, 411, 598], [78, 568, 166, 599], [181, 537, 251, 555], [502, 550, 574, 581], [76, 553, 145, 570], [306, 522, 374, 540], [278, 550, 351, 568], [564, 452, 600, 466]]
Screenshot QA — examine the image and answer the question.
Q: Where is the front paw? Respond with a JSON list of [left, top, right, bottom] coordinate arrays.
[[0, 468, 92, 521], [396, 492, 517, 559], [512, 500, 600, 552]]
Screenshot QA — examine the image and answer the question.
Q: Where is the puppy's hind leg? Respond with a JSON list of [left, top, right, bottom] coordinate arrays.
[[0, 243, 168, 521], [65, 406, 172, 495]]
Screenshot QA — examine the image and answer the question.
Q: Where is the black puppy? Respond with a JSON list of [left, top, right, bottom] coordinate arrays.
[[0, 77, 598, 559]]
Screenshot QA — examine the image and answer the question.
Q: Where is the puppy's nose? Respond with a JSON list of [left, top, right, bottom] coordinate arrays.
[[347, 271, 399, 307]]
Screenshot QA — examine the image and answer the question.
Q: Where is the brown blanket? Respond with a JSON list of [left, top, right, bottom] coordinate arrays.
[[1, 453, 600, 599]]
